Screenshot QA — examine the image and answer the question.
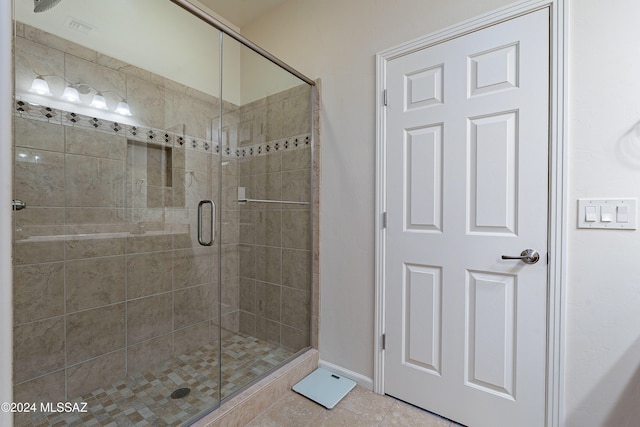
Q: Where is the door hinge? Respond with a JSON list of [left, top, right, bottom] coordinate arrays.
[[382, 333, 386, 350], [383, 89, 388, 106], [382, 212, 387, 228]]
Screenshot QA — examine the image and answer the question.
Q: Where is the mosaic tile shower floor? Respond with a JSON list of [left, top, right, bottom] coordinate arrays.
[[17, 333, 293, 427]]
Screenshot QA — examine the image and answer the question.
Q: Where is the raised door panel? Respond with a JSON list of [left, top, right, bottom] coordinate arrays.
[[465, 270, 516, 399], [403, 264, 442, 375], [468, 111, 518, 235], [405, 64, 444, 110], [405, 124, 443, 232], [468, 43, 519, 97]]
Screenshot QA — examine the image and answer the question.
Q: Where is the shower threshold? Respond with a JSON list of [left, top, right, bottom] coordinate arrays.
[[16, 333, 293, 427]]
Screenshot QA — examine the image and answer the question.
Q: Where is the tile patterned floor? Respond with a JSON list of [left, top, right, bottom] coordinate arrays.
[[247, 385, 465, 427], [16, 333, 293, 427]]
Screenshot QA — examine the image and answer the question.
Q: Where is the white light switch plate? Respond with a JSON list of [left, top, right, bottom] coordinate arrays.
[[578, 199, 637, 230]]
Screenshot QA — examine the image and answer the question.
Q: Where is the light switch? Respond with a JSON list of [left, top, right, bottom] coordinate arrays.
[[601, 206, 615, 222], [578, 198, 637, 229], [617, 205, 629, 223]]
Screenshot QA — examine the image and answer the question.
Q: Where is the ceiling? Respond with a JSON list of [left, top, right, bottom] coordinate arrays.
[[198, 0, 288, 28]]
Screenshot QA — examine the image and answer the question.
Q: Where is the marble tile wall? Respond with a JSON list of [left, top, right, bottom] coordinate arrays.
[[237, 85, 313, 352]]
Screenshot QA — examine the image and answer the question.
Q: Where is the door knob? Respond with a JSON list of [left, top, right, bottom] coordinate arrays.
[[501, 249, 540, 264]]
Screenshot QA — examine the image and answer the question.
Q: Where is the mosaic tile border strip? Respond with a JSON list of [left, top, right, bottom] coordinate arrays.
[[14, 99, 311, 158], [236, 134, 311, 158]]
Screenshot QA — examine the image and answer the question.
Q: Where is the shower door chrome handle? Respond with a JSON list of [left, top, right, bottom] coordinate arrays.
[[197, 200, 215, 246]]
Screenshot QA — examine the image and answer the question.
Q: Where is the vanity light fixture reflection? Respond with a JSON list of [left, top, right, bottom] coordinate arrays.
[[61, 85, 81, 103], [114, 100, 132, 116], [27, 75, 133, 116], [28, 76, 52, 96], [90, 92, 108, 110]]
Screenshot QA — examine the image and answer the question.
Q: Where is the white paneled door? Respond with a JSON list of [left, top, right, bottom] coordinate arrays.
[[383, 8, 549, 427]]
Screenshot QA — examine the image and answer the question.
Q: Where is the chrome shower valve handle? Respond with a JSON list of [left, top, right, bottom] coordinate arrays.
[[12, 200, 26, 211]]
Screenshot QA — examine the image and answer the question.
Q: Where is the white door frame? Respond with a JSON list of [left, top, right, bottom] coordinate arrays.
[[374, 1, 568, 426]]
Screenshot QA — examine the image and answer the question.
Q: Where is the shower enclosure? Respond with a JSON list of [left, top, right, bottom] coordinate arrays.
[[11, 0, 314, 425]]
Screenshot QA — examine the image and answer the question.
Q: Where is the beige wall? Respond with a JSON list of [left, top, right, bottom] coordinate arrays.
[[242, 0, 512, 386], [565, 1, 640, 425], [239, 47, 307, 105], [244, 0, 640, 425]]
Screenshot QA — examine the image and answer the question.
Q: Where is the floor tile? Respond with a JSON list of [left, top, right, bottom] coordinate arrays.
[[311, 406, 380, 427], [335, 385, 394, 422], [246, 391, 325, 427], [18, 333, 292, 426], [249, 385, 456, 427], [380, 399, 451, 427]]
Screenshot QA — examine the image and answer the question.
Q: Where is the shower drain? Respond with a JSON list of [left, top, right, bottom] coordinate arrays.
[[170, 387, 191, 399]]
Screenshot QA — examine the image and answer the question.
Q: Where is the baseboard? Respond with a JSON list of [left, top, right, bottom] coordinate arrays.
[[318, 359, 374, 391]]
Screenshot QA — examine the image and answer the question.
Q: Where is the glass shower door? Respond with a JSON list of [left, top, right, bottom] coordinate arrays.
[[11, 1, 223, 424], [218, 33, 313, 400]]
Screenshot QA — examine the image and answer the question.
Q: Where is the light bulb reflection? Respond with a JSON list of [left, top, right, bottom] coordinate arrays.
[[90, 93, 108, 110], [28, 76, 52, 96], [61, 86, 81, 103], [114, 101, 132, 116]]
